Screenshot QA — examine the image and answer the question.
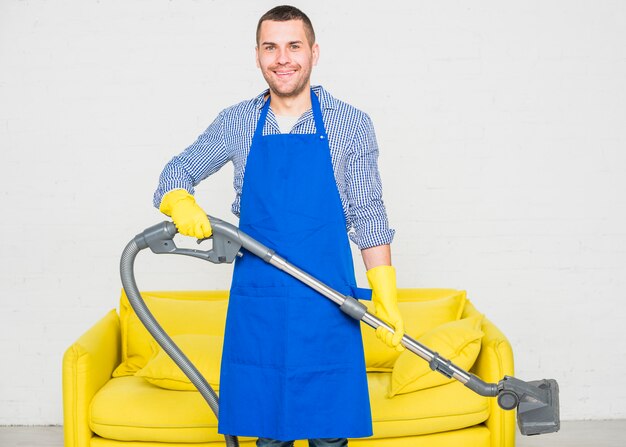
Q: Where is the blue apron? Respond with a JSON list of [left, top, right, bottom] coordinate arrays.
[[218, 90, 373, 441]]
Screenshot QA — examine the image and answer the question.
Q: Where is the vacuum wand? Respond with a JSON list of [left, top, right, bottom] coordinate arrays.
[[132, 217, 560, 436]]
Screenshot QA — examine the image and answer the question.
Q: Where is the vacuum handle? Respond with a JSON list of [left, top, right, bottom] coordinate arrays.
[[134, 216, 275, 264]]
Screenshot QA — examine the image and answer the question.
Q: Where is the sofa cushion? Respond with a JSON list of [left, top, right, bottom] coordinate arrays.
[[361, 290, 466, 371], [367, 372, 489, 438], [115, 289, 467, 376], [91, 372, 488, 443], [90, 376, 227, 443], [113, 291, 229, 377], [135, 334, 223, 391], [389, 314, 484, 396]]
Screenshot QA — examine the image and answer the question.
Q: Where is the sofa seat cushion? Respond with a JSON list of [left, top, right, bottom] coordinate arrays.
[[368, 373, 490, 438], [90, 376, 242, 443], [91, 372, 489, 443]]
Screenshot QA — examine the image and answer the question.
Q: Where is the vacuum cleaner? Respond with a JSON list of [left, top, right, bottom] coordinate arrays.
[[120, 216, 560, 447]]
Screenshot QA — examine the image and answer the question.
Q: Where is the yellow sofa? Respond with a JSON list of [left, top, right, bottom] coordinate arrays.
[[63, 289, 515, 447]]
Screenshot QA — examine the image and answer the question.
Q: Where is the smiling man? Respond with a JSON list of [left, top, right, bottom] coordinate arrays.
[[154, 5, 403, 447], [256, 18, 318, 102]]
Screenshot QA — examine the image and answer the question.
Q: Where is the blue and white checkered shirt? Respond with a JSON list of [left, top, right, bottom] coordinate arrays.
[[154, 85, 394, 250]]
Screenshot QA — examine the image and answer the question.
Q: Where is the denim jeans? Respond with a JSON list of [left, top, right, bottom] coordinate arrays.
[[256, 438, 348, 447]]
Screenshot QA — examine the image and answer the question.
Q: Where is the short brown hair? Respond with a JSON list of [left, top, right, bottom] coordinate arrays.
[[256, 5, 316, 47]]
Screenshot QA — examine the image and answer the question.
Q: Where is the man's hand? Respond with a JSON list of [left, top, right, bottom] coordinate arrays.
[[366, 265, 405, 352], [159, 189, 212, 239]]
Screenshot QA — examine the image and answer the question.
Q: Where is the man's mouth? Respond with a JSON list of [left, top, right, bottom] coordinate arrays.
[[274, 69, 296, 78]]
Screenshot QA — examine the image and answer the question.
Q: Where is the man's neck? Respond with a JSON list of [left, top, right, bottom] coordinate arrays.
[[269, 85, 312, 116]]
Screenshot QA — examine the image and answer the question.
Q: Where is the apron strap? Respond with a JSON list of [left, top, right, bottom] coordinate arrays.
[[254, 95, 272, 139], [309, 89, 327, 137]]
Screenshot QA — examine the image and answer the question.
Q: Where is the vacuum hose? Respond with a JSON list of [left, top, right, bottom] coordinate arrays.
[[120, 224, 239, 447]]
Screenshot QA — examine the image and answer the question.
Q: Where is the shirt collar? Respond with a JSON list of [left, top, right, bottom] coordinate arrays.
[[253, 85, 338, 111]]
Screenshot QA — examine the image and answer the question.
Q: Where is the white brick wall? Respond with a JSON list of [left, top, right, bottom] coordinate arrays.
[[1, 0, 625, 424]]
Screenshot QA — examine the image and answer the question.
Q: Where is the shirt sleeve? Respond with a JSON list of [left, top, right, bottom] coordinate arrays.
[[153, 112, 229, 208], [345, 112, 395, 249]]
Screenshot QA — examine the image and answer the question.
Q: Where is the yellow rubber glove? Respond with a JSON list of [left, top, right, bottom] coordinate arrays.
[[366, 265, 405, 352], [159, 189, 212, 239]]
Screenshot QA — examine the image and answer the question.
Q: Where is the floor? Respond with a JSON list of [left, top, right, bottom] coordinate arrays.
[[0, 420, 625, 446]]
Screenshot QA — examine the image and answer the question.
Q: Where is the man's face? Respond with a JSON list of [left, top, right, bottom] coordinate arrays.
[[256, 19, 319, 98]]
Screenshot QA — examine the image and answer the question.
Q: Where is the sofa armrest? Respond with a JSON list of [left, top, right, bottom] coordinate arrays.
[[466, 301, 516, 447], [63, 309, 121, 447]]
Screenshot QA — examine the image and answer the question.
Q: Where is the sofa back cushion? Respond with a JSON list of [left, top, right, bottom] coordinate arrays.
[[113, 291, 229, 377], [113, 288, 467, 377], [361, 289, 467, 371]]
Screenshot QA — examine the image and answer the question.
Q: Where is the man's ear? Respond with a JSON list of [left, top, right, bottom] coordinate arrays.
[[312, 43, 320, 66], [255, 46, 260, 68]]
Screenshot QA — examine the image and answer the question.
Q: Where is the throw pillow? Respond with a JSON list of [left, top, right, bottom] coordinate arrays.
[[389, 314, 484, 397], [136, 333, 223, 391], [362, 290, 467, 371]]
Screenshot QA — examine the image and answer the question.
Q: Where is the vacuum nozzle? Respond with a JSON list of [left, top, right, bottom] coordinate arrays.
[[497, 376, 560, 435]]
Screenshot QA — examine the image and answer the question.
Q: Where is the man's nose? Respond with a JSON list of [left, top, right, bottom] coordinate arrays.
[[275, 47, 290, 65]]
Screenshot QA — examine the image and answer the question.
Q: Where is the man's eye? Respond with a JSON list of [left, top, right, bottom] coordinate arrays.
[[290, 44, 300, 50], [265, 46, 275, 51]]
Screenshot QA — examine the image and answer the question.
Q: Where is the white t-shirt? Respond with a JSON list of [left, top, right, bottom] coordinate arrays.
[[275, 114, 300, 134]]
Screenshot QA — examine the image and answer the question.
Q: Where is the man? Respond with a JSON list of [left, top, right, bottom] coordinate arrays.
[[154, 5, 404, 447]]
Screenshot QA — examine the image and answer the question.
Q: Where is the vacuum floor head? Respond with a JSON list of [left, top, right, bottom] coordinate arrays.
[[498, 376, 560, 435], [517, 378, 560, 435]]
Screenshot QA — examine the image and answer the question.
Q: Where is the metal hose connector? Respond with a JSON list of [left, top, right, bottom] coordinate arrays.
[[120, 236, 239, 447]]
